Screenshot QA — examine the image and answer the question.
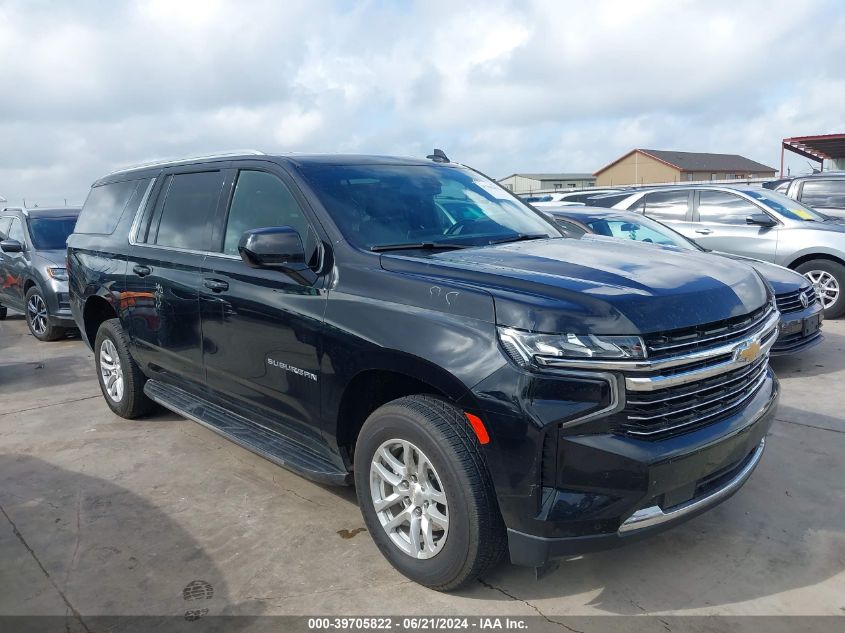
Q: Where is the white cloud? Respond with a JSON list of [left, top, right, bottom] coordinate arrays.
[[0, 0, 843, 206]]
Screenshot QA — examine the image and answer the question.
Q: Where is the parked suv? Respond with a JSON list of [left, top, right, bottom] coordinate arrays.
[[68, 152, 779, 590], [595, 185, 845, 318], [764, 173, 845, 218], [0, 207, 80, 340]]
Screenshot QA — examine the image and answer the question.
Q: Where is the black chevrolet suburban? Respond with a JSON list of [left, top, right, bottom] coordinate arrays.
[[68, 151, 780, 590]]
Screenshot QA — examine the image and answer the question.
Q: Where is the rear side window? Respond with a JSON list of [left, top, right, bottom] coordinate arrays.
[[697, 191, 760, 225], [148, 171, 224, 251], [643, 191, 689, 220], [76, 178, 149, 235], [586, 193, 630, 207], [800, 180, 845, 208], [222, 171, 309, 255]]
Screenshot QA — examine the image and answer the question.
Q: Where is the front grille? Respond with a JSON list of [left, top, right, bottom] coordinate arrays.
[[613, 306, 778, 440], [619, 356, 769, 438], [776, 287, 816, 314], [643, 304, 771, 359]]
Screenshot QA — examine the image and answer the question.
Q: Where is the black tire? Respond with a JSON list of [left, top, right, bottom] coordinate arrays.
[[354, 395, 506, 591], [94, 318, 154, 418], [0, 306, 6, 320], [795, 259, 845, 319], [24, 286, 65, 341]]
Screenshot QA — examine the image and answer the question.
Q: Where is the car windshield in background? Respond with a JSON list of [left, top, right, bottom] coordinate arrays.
[[28, 216, 78, 250], [299, 163, 560, 250], [745, 188, 826, 221], [584, 215, 698, 251]]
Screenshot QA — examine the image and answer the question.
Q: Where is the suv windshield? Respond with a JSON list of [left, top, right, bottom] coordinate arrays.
[[28, 216, 78, 250], [744, 188, 825, 221], [298, 163, 560, 250]]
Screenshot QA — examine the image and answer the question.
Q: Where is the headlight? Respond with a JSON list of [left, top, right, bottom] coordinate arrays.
[[498, 326, 646, 367], [47, 267, 68, 281]]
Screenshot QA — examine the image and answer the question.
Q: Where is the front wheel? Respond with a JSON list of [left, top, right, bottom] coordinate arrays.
[[795, 259, 845, 319], [25, 287, 65, 341], [354, 395, 506, 591]]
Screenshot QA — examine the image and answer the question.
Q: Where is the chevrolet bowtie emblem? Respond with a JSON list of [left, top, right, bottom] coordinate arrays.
[[735, 340, 762, 364]]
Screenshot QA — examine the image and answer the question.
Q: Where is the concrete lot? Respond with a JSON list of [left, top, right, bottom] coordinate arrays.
[[1, 312, 844, 629]]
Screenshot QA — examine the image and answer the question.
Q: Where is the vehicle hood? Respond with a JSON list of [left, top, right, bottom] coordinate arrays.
[[34, 249, 67, 267], [379, 238, 769, 335], [713, 252, 808, 294]]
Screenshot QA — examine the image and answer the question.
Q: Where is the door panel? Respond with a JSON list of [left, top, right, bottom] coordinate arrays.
[[125, 168, 226, 389], [200, 254, 326, 436], [200, 167, 327, 438], [690, 190, 779, 261]]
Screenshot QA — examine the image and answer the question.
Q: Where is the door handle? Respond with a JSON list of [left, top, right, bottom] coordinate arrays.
[[132, 265, 152, 277], [695, 229, 713, 235], [203, 278, 229, 293]]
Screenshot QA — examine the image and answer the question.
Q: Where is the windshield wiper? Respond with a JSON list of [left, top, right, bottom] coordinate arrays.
[[488, 233, 550, 245], [370, 241, 469, 252]]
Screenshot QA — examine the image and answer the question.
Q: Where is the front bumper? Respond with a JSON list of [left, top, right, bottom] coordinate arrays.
[[43, 278, 76, 328], [771, 302, 823, 356], [468, 360, 779, 567]]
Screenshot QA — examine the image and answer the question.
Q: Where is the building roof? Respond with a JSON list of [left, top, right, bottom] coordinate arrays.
[[499, 172, 595, 181], [594, 149, 777, 175], [782, 133, 845, 161]]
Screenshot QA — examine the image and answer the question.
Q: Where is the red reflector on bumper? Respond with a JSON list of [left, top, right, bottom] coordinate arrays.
[[465, 412, 490, 445]]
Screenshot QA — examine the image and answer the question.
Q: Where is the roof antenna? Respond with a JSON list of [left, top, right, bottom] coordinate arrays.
[[427, 149, 450, 163]]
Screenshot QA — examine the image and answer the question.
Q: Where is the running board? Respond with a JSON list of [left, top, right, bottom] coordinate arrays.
[[144, 380, 351, 485]]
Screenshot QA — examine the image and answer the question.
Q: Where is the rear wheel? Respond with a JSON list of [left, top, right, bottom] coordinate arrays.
[[795, 259, 845, 318], [25, 287, 65, 341], [354, 395, 506, 591], [94, 318, 154, 418]]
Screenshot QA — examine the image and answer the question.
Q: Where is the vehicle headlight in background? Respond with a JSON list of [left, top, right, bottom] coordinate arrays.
[[498, 326, 646, 367], [47, 267, 68, 281]]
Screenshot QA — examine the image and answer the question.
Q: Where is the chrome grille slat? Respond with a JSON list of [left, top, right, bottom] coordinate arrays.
[[626, 356, 767, 407], [622, 370, 769, 437], [776, 287, 816, 314], [626, 364, 768, 422]]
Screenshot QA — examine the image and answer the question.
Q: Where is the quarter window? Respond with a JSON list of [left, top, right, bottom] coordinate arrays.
[[697, 191, 760, 225], [149, 171, 224, 251], [799, 180, 845, 209], [222, 171, 310, 256], [642, 191, 689, 220], [76, 178, 149, 235]]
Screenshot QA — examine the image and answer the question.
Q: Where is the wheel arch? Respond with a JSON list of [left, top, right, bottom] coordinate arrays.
[[82, 295, 118, 348], [331, 351, 479, 461], [785, 251, 845, 270]]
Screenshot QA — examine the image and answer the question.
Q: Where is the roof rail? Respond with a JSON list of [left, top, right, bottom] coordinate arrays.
[[107, 149, 265, 175]]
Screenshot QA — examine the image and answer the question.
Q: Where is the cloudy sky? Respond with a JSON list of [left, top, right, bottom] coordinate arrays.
[[1, 0, 844, 206]]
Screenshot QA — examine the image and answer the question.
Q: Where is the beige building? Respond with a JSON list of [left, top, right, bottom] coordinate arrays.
[[498, 173, 595, 195], [594, 149, 777, 186]]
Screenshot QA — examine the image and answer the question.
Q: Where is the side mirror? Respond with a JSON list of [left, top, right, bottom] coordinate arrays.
[[746, 213, 777, 228], [238, 227, 306, 271], [0, 239, 23, 253]]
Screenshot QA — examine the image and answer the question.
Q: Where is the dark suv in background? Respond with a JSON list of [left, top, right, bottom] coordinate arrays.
[[68, 152, 779, 590], [0, 207, 80, 340]]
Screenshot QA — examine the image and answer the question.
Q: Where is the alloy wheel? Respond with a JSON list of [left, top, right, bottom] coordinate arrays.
[[26, 293, 49, 336], [99, 339, 125, 402], [804, 270, 840, 309], [370, 439, 449, 559]]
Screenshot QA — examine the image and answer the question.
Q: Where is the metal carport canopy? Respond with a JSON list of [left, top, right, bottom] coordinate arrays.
[[781, 133, 845, 175]]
